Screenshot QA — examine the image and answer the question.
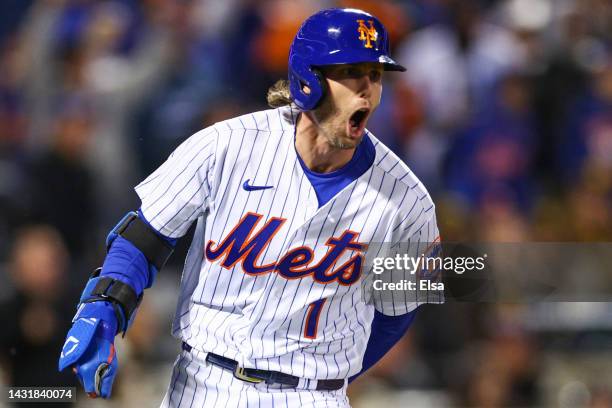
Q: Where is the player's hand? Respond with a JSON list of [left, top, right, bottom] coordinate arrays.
[[58, 302, 119, 398]]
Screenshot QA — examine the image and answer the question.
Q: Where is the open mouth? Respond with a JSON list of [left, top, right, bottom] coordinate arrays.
[[348, 108, 370, 137]]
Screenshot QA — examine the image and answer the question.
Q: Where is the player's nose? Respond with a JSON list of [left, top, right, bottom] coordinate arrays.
[[357, 75, 373, 100]]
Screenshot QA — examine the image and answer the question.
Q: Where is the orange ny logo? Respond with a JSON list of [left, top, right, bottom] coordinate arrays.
[[356, 19, 378, 49]]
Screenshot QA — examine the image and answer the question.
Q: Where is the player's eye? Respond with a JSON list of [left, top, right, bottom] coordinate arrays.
[[338, 66, 360, 78], [369, 70, 382, 82], [342, 68, 353, 76]]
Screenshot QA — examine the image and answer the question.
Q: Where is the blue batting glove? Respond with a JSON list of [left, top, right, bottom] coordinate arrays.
[[59, 302, 119, 398]]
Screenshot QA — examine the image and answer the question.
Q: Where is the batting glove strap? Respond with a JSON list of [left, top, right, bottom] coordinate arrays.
[[81, 272, 141, 334]]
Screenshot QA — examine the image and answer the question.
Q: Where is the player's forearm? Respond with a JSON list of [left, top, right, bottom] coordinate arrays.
[[59, 209, 178, 398], [349, 309, 418, 383]]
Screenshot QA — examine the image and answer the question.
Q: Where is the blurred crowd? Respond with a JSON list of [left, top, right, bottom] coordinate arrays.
[[0, 0, 611, 407]]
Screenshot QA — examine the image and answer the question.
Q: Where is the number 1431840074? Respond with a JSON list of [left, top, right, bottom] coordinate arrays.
[[5, 387, 76, 403]]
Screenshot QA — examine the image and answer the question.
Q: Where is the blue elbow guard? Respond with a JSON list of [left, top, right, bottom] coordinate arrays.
[[106, 211, 175, 272]]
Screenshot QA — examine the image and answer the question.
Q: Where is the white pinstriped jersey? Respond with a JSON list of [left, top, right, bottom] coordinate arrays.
[[136, 105, 441, 380]]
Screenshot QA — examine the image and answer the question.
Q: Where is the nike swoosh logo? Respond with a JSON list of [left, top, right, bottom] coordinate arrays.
[[243, 179, 274, 191]]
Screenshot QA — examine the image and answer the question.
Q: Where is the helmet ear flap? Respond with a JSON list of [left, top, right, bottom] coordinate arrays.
[[288, 55, 325, 111], [312, 68, 328, 107]]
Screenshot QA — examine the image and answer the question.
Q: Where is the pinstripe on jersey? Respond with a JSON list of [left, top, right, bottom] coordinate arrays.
[[136, 105, 441, 383]]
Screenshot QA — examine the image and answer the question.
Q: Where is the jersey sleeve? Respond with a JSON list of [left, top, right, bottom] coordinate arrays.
[[371, 209, 444, 316], [135, 126, 218, 238]]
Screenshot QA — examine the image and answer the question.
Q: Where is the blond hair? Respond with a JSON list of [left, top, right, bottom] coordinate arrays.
[[267, 79, 293, 108]]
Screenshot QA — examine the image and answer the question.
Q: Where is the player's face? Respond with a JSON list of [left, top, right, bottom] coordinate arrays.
[[313, 63, 383, 149]]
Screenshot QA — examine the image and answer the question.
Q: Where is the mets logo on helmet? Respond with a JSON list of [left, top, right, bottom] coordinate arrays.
[[357, 19, 378, 48]]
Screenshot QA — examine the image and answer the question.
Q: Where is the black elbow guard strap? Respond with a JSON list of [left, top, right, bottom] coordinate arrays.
[[108, 211, 175, 271]]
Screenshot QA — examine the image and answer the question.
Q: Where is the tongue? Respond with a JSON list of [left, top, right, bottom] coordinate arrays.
[[348, 118, 363, 138]]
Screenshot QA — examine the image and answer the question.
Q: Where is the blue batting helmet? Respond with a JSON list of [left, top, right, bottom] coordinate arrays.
[[288, 8, 406, 111]]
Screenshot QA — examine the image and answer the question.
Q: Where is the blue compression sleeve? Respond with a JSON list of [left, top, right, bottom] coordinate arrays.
[[100, 210, 177, 295], [349, 309, 418, 383]]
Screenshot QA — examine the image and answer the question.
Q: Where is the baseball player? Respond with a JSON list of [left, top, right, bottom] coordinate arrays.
[[59, 8, 441, 407]]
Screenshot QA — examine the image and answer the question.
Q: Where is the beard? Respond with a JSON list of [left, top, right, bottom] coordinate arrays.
[[311, 95, 361, 150]]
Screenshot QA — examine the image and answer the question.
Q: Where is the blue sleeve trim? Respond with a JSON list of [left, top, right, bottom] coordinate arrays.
[[349, 309, 418, 383]]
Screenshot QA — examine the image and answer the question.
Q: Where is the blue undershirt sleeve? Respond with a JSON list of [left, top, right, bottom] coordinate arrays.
[[349, 309, 418, 383]]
